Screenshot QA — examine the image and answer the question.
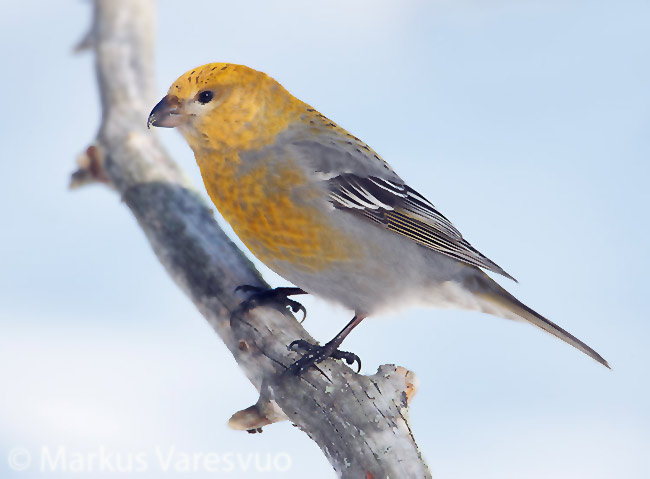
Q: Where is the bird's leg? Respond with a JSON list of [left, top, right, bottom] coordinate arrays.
[[233, 285, 308, 322], [288, 315, 366, 374]]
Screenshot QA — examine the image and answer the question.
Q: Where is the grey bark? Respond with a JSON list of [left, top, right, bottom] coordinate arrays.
[[72, 1, 431, 477]]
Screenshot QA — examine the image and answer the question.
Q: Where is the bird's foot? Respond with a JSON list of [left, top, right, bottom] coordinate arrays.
[[233, 285, 307, 323], [287, 339, 361, 374]]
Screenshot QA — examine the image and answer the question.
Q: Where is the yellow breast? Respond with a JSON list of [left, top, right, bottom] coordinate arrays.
[[196, 153, 358, 273]]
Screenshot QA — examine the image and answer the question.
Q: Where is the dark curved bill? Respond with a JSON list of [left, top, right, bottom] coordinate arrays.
[[147, 95, 185, 129]]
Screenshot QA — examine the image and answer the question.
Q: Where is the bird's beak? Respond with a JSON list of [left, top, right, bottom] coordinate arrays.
[[147, 95, 186, 129]]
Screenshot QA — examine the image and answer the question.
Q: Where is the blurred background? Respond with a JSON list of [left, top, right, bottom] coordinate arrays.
[[1, 1, 648, 477]]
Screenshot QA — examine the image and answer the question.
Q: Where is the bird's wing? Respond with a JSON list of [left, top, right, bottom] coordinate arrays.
[[328, 173, 516, 281]]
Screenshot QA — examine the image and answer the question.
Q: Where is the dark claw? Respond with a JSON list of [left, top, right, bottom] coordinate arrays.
[[287, 339, 361, 374], [285, 299, 307, 323], [329, 349, 362, 372], [232, 285, 307, 323], [288, 339, 316, 353]]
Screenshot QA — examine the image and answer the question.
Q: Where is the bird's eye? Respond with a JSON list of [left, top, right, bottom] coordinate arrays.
[[197, 90, 214, 104]]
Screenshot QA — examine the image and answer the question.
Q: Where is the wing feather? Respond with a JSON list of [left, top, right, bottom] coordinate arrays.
[[328, 174, 516, 281]]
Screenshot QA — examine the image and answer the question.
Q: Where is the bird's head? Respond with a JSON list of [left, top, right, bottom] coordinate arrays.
[[148, 63, 304, 152]]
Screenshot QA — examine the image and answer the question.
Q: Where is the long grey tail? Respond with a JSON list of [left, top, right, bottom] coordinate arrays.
[[471, 273, 610, 369]]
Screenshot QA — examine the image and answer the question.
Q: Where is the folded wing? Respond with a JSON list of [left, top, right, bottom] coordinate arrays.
[[328, 174, 516, 281]]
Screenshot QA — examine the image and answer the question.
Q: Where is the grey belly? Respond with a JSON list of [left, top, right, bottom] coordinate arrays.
[[269, 208, 477, 316]]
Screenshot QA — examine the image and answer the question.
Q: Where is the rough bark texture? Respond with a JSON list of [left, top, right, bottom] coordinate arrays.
[[72, 1, 432, 477]]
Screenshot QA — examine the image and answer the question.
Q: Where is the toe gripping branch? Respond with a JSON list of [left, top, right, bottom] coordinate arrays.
[[233, 285, 307, 323], [232, 285, 364, 375], [288, 339, 362, 374]]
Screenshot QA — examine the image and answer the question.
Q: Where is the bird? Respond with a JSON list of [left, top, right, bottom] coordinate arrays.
[[148, 62, 608, 372]]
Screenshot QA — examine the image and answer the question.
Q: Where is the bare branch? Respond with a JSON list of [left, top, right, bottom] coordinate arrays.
[[74, 1, 432, 477]]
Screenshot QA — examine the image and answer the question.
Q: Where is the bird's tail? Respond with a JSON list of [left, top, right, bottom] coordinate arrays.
[[468, 273, 610, 368]]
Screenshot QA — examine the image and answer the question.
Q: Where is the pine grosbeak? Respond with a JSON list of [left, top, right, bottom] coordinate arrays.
[[148, 63, 608, 371]]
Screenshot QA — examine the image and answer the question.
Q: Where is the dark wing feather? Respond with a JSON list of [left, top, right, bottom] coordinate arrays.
[[328, 174, 516, 281]]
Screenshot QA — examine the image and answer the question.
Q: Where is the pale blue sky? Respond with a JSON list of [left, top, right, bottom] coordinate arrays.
[[1, 1, 649, 478]]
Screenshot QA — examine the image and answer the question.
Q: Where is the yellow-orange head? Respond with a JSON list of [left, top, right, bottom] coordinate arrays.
[[148, 63, 305, 153]]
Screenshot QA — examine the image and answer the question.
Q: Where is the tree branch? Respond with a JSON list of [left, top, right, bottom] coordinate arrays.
[[72, 1, 431, 477]]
